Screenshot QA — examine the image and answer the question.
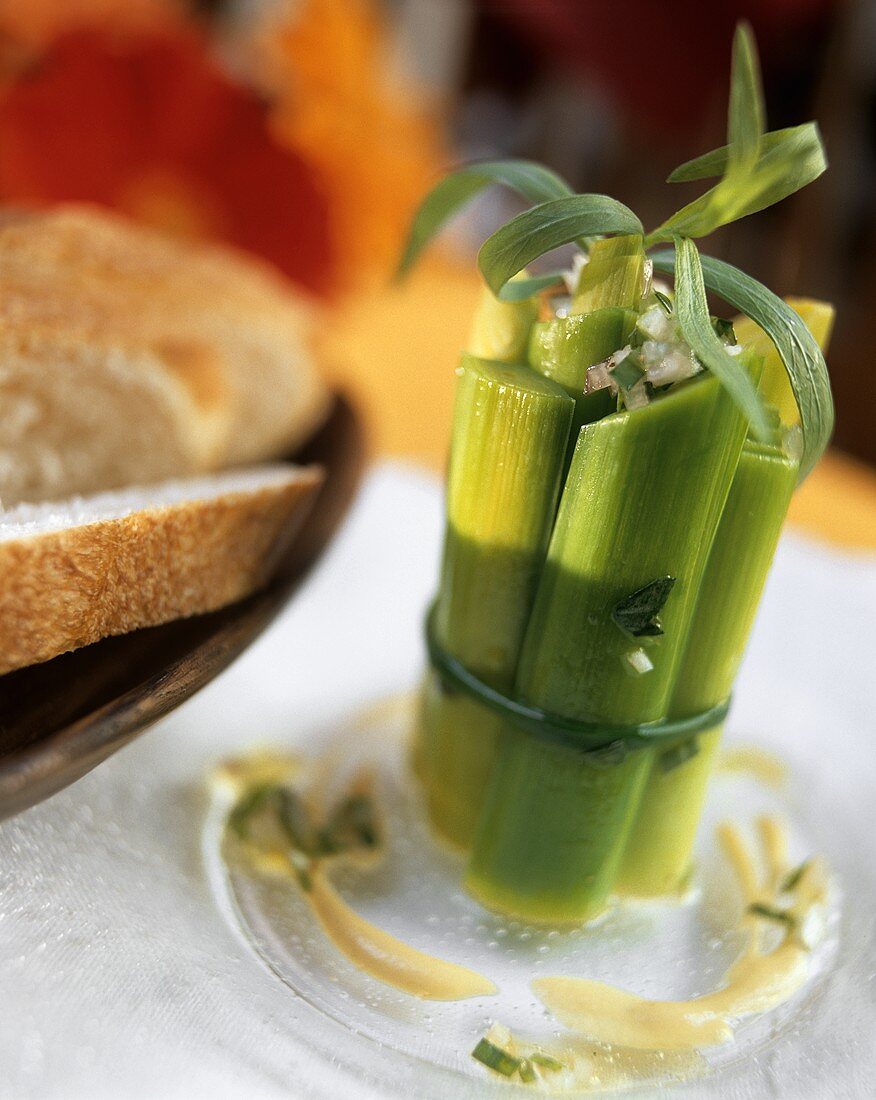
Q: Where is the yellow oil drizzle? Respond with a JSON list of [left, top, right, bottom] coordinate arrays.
[[717, 820, 761, 904], [718, 745, 788, 788], [211, 748, 302, 794], [474, 1023, 706, 1093], [756, 814, 788, 891], [215, 743, 496, 1003], [212, 726, 828, 1091], [306, 868, 497, 1000], [531, 977, 734, 1051], [546, 1041, 704, 1094], [533, 816, 826, 1057]]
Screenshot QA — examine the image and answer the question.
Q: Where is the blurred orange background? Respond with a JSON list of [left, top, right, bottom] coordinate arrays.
[[0, 0, 872, 547]]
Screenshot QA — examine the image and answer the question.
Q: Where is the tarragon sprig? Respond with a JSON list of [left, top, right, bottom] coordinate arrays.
[[396, 159, 573, 280], [396, 22, 833, 474]]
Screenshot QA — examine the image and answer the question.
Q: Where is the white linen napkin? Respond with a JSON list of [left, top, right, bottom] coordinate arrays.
[[1, 463, 874, 1099]]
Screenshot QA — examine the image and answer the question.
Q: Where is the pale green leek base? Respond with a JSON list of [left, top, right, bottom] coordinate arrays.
[[618, 442, 797, 897], [466, 727, 652, 923], [420, 357, 573, 856], [415, 672, 501, 850], [615, 728, 723, 897], [463, 374, 751, 923]]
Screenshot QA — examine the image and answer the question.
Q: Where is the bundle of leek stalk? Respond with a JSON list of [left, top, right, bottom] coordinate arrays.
[[400, 25, 835, 924]]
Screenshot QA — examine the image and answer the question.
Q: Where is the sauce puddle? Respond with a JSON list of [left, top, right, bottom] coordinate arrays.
[[211, 729, 830, 1092], [213, 742, 496, 1002], [532, 816, 828, 1059]]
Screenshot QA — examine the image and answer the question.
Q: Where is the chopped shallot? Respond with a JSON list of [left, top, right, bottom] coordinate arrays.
[[623, 648, 654, 675], [585, 359, 618, 395], [637, 305, 675, 342], [563, 251, 589, 295], [623, 379, 651, 410]]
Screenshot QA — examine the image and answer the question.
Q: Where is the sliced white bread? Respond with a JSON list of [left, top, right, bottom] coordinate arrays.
[[0, 464, 323, 675], [0, 205, 331, 504], [0, 321, 231, 506]]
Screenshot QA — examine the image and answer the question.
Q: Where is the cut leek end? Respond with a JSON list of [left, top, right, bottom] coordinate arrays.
[[572, 234, 646, 314], [464, 868, 613, 926], [616, 728, 723, 897], [528, 306, 637, 446], [528, 307, 637, 391], [467, 275, 539, 364], [448, 356, 573, 544]]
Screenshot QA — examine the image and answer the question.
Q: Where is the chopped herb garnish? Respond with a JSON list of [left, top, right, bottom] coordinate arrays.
[[472, 1038, 521, 1077], [712, 317, 738, 344], [612, 356, 644, 391], [781, 860, 810, 893], [748, 902, 795, 927], [612, 576, 676, 637], [653, 288, 673, 314], [623, 646, 654, 676], [227, 784, 280, 840], [659, 737, 700, 773], [277, 789, 323, 855], [322, 793, 380, 854], [472, 1037, 566, 1083], [229, 780, 379, 873], [530, 1052, 565, 1072], [227, 784, 315, 890], [290, 850, 313, 893], [518, 1059, 537, 1084]]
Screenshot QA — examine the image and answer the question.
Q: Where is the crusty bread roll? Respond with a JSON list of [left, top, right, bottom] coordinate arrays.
[[0, 205, 330, 505], [0, 463, 322, 674]]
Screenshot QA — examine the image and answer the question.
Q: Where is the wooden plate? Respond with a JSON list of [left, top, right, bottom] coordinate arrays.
[[0, 394, 365, 820]]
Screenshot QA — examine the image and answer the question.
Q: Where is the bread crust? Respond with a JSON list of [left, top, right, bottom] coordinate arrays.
[[0, 466, 323, 674]]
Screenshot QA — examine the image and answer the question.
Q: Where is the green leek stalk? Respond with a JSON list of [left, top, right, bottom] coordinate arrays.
[[465, 371, 752, 923], [528, 307, 637, 433], [412, 284, 542, 794], [528, 233, 645, 436], [416, 354, 573, 846], [572, 234, 646, 314], [467, 279, 539, 364], [616, 440, 798, 895]]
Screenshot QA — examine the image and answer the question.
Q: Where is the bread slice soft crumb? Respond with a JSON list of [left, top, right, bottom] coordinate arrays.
[[0, 464, 323, 674], [0, 205, 330, 504]]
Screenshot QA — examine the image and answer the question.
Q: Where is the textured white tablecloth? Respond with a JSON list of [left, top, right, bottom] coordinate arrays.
[[1, 463, 874, 1099]]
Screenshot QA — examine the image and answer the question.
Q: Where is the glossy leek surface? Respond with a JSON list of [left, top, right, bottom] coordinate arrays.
[[466, 373, 751, 922]]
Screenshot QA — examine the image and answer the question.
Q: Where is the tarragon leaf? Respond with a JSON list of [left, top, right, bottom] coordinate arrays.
[[498, 271, 567, 300], [276, 789, 323, 855], [727, 21, 764, 176], [651, 247, 834, 477], [478, 195, 643, 299], [648, 123, 826, 244], [227, 784, 277, 840], [612, 576, 676, 637], [672, 237, 772, 440], [748, 902, 796, 928], [322, 793, 379, 854], [781, 860, 811, 892], [667, 124, 818, 183], [397, 159, 573, 279]]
